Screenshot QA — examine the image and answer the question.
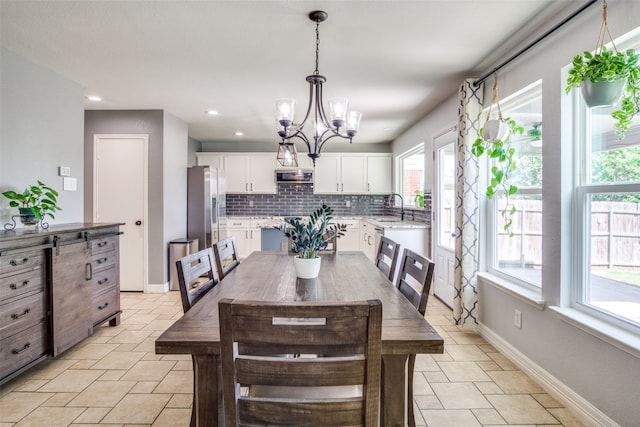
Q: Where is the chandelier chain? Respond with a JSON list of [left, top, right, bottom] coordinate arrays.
[[314, 20, 320, 75]]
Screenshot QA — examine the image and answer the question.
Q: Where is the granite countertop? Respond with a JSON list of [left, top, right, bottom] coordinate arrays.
[[226, 215, 429, 229], [1, 222, 123, 242]]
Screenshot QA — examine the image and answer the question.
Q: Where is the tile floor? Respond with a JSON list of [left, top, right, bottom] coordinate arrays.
[[0, 291, 587, 427]]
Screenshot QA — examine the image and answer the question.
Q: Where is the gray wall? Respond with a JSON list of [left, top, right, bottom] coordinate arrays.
[[1, 48, 85, 225], [392, 1, 640, 425], [201, 140, 392, 154]]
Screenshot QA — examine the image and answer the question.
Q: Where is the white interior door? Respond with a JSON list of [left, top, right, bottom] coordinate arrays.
[[94, 135, 148, 292], [433, 129, 457, 308]]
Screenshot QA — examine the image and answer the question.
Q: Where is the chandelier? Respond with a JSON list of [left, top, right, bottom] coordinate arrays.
[[276, 10, 362, 166]]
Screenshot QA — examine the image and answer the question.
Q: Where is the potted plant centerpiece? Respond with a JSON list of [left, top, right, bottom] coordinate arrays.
[[565, 2, 640, 138], [2, 180, 61, 228], [274, 203, 347, 279]]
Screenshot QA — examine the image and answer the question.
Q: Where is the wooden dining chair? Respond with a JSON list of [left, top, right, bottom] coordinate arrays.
[[214, 236, 240, 279], [219, 298, 383, 427], [375, 236, 400, 281], [176, 248, 219, 314], [395, 248, 435, 427]]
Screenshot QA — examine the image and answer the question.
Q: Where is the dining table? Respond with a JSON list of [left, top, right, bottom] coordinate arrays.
[[155, 251, 444, 427]]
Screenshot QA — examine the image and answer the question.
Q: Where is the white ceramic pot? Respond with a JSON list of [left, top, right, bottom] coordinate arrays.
[[482, 119, 510, 143], [293, 256, 321, 279]]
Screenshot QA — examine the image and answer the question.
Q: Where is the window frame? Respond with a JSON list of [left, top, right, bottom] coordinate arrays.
[[395, 143, 425, 207]]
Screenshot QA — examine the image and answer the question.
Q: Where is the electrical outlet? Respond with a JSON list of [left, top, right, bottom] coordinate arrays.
[[59, 166, 71, 177], [249, 200, 254, 207], [514, 309, 522, 329], [346, 200, 351, 208]]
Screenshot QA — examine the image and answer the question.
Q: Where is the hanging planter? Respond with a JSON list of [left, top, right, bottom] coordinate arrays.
[[472, 75, 524, 237], [565, 2, 640, 138]]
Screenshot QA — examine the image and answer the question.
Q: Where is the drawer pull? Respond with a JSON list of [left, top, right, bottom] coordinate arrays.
[[11, 343, 31, 354], [98, 302, 109, 310], [11, 308, 31, 319], [97, 277, 109, 285], [97, 241, 109, 247], [97, 257, 108, 264], [10, 280, 30, 290], [9, 257, 29, 266]]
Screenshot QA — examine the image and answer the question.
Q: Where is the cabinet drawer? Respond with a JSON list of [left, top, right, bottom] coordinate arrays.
[[90, 235, 118, 255], [0, 292, 46, 339], [0, 322, 46, 380], [0, 267, 45, 303], [92, 287, 119, 325], [0, 251, 45, 276], [90, 265, 118, 296], [90, 250, 118, 272], [227, 218, 251, 228]]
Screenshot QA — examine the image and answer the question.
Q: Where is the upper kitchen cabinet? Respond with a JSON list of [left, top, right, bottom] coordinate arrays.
[[225, 154, 277, 194], [314, 154, 391, 194], [195, 153, 224, 170]]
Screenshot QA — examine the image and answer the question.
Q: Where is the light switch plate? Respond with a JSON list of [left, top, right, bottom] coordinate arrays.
[[59, 166, 71, 177], [63, 177, 77, 191]]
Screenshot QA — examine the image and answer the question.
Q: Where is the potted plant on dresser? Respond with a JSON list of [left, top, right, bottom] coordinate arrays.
[[274, 203, 347, 279], [2, 180, 61, 229]]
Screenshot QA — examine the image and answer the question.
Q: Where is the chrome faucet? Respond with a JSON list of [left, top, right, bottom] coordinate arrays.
[[389, 193, 405, 221]]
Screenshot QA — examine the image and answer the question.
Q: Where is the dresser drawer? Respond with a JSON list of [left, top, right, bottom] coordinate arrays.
[[90, 250, 118, 273], [90, 265, 118, 296], [92, 287, 119, 325], [0, 251, 45, 276], [90, 235, 118, 256], [0, 322, 46, 380], [0, 291, 46, 339], [0, 267, 45, 303]]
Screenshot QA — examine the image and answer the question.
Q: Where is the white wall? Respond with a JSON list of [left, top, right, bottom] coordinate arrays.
[[391, 1, 640, 425], [0, 48, 85, 225]]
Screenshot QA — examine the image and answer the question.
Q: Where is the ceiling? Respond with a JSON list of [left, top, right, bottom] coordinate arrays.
[[1, 0, 588, 146]]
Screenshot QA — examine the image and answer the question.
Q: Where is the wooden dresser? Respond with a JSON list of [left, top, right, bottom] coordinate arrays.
[[0, 223, 122, 383]]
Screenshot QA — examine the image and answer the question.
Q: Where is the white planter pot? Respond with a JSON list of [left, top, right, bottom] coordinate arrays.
[[580, 78, 627, 108], [293, 256, 321, 279], [482, 119, 510, 143]]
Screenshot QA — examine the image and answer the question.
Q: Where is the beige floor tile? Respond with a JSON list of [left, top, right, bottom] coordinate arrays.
[[447, 331, 487, 345], [151, 408, 191, 427], [98, 370, 128, 381], [70, 360, 98, 369], [72, 407, 111, 423], [424, 371, 449, 383], [20, 359, 77, 381], [471, 408, 506, 424], [107, 329, 153, 344], [130, 382, 160, 393], [421, 409, 482, 427], [120, 361, 176, 382], [473, 381, 503, 395], [68, 380, 137, 407], [438, 361, 492, 382], [415, 394, 443, 410], [414, 353, 440, 371], [90, 351, 146, 370], [12, 379, 48, 392], [0, 392, 54, 422], [61, 343, 120, 360], [548, 407, 590, 427], [13, 406, 85, 427], [153, 370, 193, 394], [487, 370, 546, 394], [39, 370, 104, 393], [431, 382, 492, 409], [446, 344, 492, 362], [487, 351, 519, 370], [486, 394, 560, 424], [171, 360, 193, 371], [476, 360, 502, 371], [533, 392, 563, 408], [102, 393, 171, 424], [166, 393, 193, 408], [412, 372, 434, 395], [43, 392, 77, 406]]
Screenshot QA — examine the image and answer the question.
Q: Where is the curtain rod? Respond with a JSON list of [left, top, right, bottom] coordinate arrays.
[[474, 0, 600, 87]]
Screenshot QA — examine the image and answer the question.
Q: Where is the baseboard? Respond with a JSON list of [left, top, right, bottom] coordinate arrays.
[[478, 323, 619, 427], [145, 282, 169, 293]]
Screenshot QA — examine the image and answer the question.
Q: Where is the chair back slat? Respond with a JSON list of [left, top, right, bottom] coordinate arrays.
[[175, 248, 218, 313], [214, 236, 240, 279], [220, 298, 382, 427], [395, 249, 435, 315], [375, 236, 400, 281]]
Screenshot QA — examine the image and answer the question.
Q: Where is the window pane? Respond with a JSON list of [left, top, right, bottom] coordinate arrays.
[[402, 151, 424, 205], [496, 194, 542, 286], [437, 143, 456, 250], [587, 194, 640, 326]]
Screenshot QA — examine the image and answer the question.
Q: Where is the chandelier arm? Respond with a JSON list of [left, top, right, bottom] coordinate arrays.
[[315, 81, 333, 130], [316, 133, 350, 153]]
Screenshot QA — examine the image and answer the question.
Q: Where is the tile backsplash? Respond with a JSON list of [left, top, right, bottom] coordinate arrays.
[[226, 183, 431, 225]]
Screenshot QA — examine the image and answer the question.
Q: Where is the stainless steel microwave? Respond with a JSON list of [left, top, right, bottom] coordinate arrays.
[[275, 169, 314, 183]]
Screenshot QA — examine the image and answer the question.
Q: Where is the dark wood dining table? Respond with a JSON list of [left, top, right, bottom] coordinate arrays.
[[155, 251, 444, 427]]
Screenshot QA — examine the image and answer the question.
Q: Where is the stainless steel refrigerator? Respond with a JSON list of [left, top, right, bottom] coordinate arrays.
[[187, 165, 226, 251]]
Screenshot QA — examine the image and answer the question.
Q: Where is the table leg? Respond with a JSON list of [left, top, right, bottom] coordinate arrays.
[[381, 353, 409, 427], [193, 354, 219, 427]]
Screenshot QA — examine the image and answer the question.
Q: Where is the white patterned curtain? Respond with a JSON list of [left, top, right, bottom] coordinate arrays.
[[453, 79, 484, 328]]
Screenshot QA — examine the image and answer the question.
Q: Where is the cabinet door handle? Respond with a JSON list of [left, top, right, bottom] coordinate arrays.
[[98, 302, 109, 310], [11, 308, 30, 319], [245, 183, 248, 191], [85, 263, 92, 281], [9, 257, 29, 266], [10, 280, 29, 290], [250, 183, 253, 191], [337, 183, 339, 191], [245, 231, 248, 239], [368, 183, 370, 191], [97, 277, 109, 285], [97, 241, 109, 247], [11, 343, 31, 354], [97, 257, 108, 264]]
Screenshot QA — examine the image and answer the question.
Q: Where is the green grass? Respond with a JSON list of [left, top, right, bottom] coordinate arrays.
[[593, 269, 640, 286]]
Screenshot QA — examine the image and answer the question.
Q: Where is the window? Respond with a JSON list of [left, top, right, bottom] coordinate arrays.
[[573, 31, 640, 330], [486, 81, 543, 288], [397, 144, 424, 207]]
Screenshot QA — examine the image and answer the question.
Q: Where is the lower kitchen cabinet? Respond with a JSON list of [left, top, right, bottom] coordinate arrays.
[[0, 223, 122, 384]]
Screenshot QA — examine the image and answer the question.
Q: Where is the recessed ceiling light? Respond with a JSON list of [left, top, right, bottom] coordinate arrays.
[[234, 131, 244, 137], [87, 95, 102, 102], [206, 110, 219, 116]]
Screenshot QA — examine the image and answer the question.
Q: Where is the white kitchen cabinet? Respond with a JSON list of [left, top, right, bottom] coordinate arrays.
[[225, 155, 277, 194], [195, 153, 224, 170], [341, 156, 367, 193], [360, 220, 380, 262], [226, 218, 251, 259], [366, 155, 392, 194], [335, 219, 360, 252], [313, 155, 341, 193]]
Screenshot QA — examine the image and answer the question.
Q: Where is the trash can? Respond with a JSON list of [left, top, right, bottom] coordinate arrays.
[[168, 238, 199, 291]]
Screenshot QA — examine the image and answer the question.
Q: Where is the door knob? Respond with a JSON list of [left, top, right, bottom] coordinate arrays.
[[135, 220, 142, 226]]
